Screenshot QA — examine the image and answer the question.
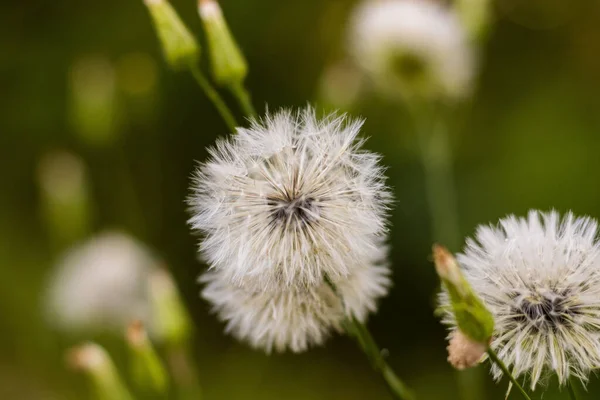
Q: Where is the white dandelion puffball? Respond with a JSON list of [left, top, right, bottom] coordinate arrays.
[[441, 210, 600, 390], [46, 232, 158, 334], [188, 108, 392, 291], [349, 0, 475, 101], [201, 243, 391, 353]]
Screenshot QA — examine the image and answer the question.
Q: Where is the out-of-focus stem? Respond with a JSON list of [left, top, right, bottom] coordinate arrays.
[[414, 108, 460, 250], [411, 103, 483, 400]]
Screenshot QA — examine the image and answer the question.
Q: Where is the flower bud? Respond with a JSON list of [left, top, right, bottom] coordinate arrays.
[[433, 244, 494, 344], [144, 0, 200, 70], [197, 0, 248, 87], [67, 343, 134, 400], [447, 330, 487, 370], [126, 320, 169, 396]]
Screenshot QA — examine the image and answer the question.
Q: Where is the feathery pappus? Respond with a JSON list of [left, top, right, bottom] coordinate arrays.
[[440, 210, 600, 390], [189, 107, 392, 291]]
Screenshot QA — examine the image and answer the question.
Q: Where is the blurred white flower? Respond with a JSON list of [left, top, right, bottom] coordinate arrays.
[[46, 232, 158, 334], [201, 242, 391, 353], [441, 210, 600, 390], [348, 0, 475, 101], [188, 107, 391, 291]]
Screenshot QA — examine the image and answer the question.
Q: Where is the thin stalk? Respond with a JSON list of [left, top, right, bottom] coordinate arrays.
[[413, 107, 460, 250], [188, 65, 238, 132], [346, 317, 415, 400], [566, 380, 578, 400], [486, 348, 532, 400], [412, 104, 481, 400], [231, 82, 257, 118]]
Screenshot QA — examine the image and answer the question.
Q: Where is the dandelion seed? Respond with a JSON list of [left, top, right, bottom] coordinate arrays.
[[188, 107, 392, 291], [440, 210, 600, 390], [348, 0, 475, 101]]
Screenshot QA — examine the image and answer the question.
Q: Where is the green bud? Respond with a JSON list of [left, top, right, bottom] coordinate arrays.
[[126, 320, 169, 396], [67, 343, 134, 400], [433, 244, 494, 344], [144, 0, 200, 70], [149, 269, 193, 346], [198, 0, 248, 87]]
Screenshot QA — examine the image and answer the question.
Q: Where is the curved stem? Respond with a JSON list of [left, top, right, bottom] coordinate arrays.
[[346, 317, 416, 400], [188, 65, 238, 132], [486, 348, 532, 400], [231, 82, 257, 118]]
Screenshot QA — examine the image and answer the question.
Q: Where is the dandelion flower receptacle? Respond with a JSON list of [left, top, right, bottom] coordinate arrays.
[[348, 0, 474, 101], [189, 108, 392, 292], [440, 210, 600, 391]]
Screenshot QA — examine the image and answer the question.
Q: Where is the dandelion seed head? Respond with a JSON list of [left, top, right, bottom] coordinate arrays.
[[46, 232, 158, 334], [188, 107, 392, 291], [200, 241, 391, 353], [440, 210, 600, 389], [349, 0, 475, 100]]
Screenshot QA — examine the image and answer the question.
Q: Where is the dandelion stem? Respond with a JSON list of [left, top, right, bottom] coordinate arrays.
[[566, 380, 578, 400], [188, 64, 239, 132], [413, 106, 460, 250], [486, 348, 532, 400], [346, 316, 416, 400], [231, 82, 257, 118]]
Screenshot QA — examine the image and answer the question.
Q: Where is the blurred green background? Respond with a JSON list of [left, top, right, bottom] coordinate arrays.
[[3, 0, 600, 398]]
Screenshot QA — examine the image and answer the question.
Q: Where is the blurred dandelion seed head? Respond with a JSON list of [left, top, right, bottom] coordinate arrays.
[[440, 210, 600, 390], [188, 107, 392, 291], [348, 0, 475, 101], [46, 232, 159, 335]]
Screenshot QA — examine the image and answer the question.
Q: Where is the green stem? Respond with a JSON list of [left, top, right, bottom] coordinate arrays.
[[414, 106, 461, 250], [347, 317, 416, 400], [188, 65, 238, 132], [567, 380, 578, 400], [486, 348, 532, 400], [231, 82, 257, 118]]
